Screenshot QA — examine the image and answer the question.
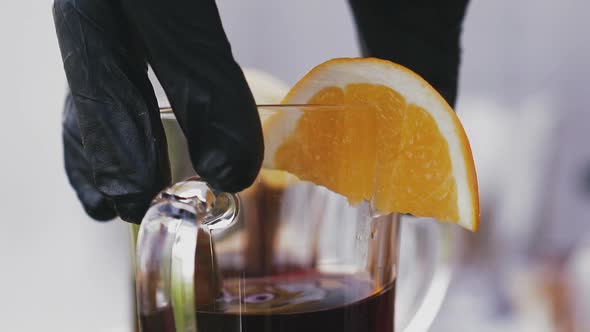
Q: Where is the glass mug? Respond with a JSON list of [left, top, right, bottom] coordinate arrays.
[[133, 105, 457, 332]]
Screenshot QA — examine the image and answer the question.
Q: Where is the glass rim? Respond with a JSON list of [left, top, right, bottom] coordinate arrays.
[[159, 104, 350, 114]]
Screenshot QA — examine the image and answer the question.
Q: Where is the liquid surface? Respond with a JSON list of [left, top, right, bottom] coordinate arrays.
[[140, 273, 394, 332]]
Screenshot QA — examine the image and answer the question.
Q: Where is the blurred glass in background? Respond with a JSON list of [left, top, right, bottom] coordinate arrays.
[[1, 0, 588, 331]]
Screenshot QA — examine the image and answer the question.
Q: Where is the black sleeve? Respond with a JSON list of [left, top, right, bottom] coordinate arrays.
[[349, 0, 470, 107]]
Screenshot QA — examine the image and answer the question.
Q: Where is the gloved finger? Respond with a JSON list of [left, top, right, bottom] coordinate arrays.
[[63, 93, 116, 221], [348, 0, 470, 107], [53, 0, 170, 223], [120, 0, 264, 193]]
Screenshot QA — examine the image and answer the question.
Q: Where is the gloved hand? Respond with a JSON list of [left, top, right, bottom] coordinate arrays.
[[53, 0, 263, 223], [349, 0, 470, 107]]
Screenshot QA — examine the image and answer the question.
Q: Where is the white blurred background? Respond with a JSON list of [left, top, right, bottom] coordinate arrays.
[[1, 0, 589, 331]]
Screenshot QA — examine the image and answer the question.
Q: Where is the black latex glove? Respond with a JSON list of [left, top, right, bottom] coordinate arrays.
[[54, 0, 263, 223], [349, 0, 470, 107]]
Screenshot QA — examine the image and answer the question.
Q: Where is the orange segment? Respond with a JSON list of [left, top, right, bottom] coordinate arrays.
[[378, 104, 458, 222], [275, 87, 377, 204], [263, 58, 479, 231]]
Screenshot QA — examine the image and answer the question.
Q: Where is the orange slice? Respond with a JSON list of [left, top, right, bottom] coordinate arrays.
[[262, 58, 479, 231]]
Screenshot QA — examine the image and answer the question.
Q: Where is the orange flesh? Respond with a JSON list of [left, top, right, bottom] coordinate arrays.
[[274, 84, 459, 222]]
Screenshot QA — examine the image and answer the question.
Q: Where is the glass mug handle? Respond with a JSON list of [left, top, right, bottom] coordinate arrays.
[[135, 178, 456, 332], [135, 178, 239, 332]]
